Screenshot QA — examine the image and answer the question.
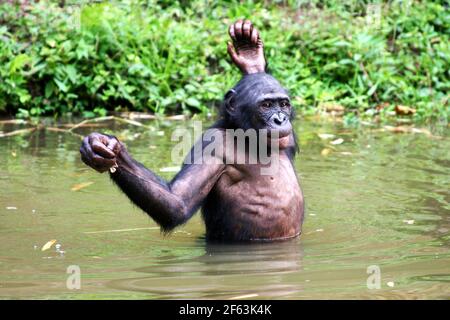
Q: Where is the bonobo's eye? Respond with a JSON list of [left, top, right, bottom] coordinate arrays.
[[260, 101, 272, 110], [280, 100, 291, 109]]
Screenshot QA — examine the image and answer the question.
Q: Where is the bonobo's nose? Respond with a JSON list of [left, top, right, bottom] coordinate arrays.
[[273, 112, 288, 126]]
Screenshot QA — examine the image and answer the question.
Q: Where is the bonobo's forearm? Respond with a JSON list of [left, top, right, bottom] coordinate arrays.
[[109, 148, 225, 231], [110, 150, 185, 230]]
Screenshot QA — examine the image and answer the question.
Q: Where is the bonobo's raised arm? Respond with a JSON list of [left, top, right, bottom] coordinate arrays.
[[227, 19, 266, 74], [80, 133, 225, 231]]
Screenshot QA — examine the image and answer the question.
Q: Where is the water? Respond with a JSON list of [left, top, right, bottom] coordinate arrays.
[[0, 117, 449, 299]]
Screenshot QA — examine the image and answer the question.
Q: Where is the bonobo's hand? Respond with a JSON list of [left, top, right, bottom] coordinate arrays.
[[80, 132, 122, 173], [227, 19, 266, 74]]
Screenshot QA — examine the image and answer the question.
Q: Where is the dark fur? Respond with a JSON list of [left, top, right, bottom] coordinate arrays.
[[103, 72, 302, 241], [202, 73, 300, 241]]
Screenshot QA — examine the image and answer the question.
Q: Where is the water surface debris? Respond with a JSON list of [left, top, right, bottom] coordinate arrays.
[[84, 227, 159, 234], [318, 133, 335, 140], [387, 281, 395, 288], [330, 138, 344, 145], [6, 206, 17, 210], [228, 293, 259, 300], [395, 105, 416, 116], [0, 127, 36, 138], [381, 126, 433, 136], [71, 181, 94, 191], [41, 239, 57, 251], [403, 219, 415, 225]]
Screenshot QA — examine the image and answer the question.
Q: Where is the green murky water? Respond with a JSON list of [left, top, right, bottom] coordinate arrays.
[[0, 117, 449, 299]]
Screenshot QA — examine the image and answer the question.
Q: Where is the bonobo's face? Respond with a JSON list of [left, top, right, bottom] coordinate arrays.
[[224, 73, 293, 149], [253, 92, 292, 149]]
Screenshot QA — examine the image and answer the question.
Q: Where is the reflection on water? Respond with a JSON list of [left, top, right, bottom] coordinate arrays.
[[0, 117, 449, 299], [109, 240, 304, 299]]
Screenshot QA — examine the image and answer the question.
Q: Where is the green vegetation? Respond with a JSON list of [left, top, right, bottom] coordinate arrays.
[[0, 0, 448, 122]]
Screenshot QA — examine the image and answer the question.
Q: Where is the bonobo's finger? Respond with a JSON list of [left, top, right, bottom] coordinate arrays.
[[106, 137, 120, 155], [82, 153, 109, 173], [81, 137, 97, 163], [227, 42, 239, 61], [250, 27, 259, 44], [243, 20, 252, 39], [228, 24, 237, 42], [80, 136, 92, 159], [91, 154, 115, 172], [234, 19, 243, 40], [88, 150, 115, 171], [80, 137, 115, 172], [80, 138, 96, 168], [91, 138, 115, 159], [88, 132, 106, 146]]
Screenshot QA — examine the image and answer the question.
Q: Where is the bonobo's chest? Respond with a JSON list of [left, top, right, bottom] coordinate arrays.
[[203, 153, 304, 241]]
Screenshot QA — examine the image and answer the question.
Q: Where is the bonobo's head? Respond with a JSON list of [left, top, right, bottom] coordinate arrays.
[[221, 73, 293, 148]]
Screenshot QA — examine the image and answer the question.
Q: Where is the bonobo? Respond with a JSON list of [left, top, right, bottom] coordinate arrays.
[[80, 20, 304, 242]]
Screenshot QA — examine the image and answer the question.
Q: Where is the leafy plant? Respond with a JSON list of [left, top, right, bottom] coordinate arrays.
[[0, 0, 448, 123]]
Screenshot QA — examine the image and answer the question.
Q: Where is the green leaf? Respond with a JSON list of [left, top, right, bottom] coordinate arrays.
[[45, 81, 55, 98], [9, 54, 30, 74], [186, 97, 201, 108], [54, 79, 68, 92], [367, 83, 378, 97]]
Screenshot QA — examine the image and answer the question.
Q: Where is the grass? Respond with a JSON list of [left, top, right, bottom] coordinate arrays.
[[0, 0, 448, 124]]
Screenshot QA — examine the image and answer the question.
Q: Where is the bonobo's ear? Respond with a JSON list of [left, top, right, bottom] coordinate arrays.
[[223, 89, 236, 114]]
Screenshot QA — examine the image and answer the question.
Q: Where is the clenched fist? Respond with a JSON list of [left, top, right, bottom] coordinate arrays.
[[80, 132, 122, 173]]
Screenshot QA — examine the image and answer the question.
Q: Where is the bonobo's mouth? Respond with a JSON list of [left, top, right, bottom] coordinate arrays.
[[267, 127, 292, 149]]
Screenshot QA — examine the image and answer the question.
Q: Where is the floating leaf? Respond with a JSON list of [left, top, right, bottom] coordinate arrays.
[[411, 128, 432, 136], [318, 133, 335, 140], [395, 105, 416, 116], [383, 126, 432, 136], [41, 239, 57, 251], [383, 126, 410, 133], [71, 181, 94, 191], [330, 138, 344, 145], [228, 294, 259, 300]]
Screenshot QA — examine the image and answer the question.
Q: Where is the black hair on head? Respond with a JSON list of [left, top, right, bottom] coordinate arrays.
[[218, 73, 289, 129]]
